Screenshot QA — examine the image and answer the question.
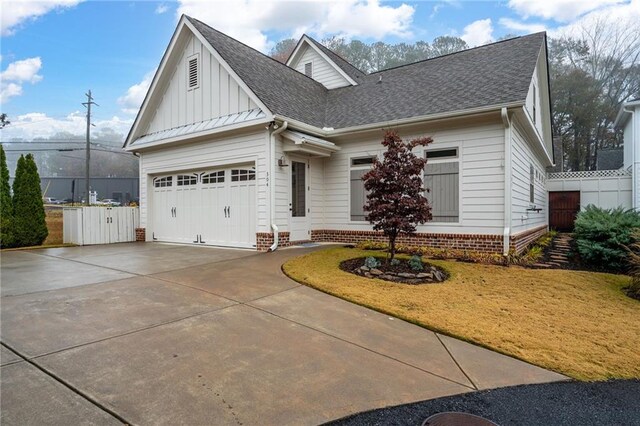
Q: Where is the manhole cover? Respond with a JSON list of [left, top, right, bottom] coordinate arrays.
[[422, 412, 498, 426]]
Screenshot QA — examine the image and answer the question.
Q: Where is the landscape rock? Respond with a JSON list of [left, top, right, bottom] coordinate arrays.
[[370, 269, 383, 276], [416, 272, 433, 279], [398, 272, 415, 278]]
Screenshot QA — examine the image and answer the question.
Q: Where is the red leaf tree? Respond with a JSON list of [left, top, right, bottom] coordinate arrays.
[[362, 130, 433, 263]]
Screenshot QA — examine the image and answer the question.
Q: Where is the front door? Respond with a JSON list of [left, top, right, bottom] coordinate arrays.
[[289, 159, 310, 242]]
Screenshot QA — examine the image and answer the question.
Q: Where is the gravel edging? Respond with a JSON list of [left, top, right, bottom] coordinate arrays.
[[325, 380, 640, 426]]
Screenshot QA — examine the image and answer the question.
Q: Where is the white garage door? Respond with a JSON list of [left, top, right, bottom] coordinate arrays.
[[151, 166, 256, 248]]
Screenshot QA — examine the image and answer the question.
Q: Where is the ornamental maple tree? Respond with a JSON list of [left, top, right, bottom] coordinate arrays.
[[362, 130, 432, 263]]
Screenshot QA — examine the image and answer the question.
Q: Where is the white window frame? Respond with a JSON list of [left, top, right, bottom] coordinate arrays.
[[187, 53, 200, 91], [348, 154, 377, 223], [423, 143, 462, 226]]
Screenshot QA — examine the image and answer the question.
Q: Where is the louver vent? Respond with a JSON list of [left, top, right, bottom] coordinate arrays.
[[304, 62, 312, 77], [187, 54, 199, 89]]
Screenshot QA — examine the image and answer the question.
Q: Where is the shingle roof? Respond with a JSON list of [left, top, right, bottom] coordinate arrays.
[[188, 16, 544, 130], [303, 35, 367, 82]]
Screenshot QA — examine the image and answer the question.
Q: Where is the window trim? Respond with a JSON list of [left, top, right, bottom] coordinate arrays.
[[153, 176, 173, 188], [187, 53, 200, 91], [529, 163, 535, 204], [423, 143, 462, 225], [532, 83, 537, 124], [348, 155, 377, 223]]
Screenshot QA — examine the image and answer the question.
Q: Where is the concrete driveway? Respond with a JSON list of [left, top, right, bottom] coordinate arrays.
[[0, 243, 565, 425]]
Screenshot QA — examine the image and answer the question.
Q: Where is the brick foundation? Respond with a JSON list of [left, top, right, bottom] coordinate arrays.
[[310, 229, 504, 253], [135, 228, 146, 242], [256, 231, 291, 251], [255, 226, 548, 254], [509, 225, 548, 254]]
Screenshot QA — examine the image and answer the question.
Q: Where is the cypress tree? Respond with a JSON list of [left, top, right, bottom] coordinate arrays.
[[0, 145, 14, 248], [13, 154, 48, 246]]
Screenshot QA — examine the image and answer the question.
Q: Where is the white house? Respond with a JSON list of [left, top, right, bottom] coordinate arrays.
[[615, 99, 640, 208], [124, 15, 554, 255]]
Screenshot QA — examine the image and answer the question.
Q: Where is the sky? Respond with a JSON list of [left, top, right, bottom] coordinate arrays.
[[1, 0, 639, 142]]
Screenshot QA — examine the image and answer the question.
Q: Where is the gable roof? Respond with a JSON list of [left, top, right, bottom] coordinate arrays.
[[300, 35, 367, 82], [185, 16, 545, 131]]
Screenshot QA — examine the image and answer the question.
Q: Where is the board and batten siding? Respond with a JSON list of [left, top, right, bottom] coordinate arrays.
[[320, 122, 506, 235], [144, 34, 259, 136], [510, 118, 548, 233], [292, 45, 351, 89], [138, 131, 269, 235]]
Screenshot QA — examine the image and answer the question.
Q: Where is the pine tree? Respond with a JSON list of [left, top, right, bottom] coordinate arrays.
[[362, 130, 433, 263], [12, 154, 48, 246], [0, 145, 14, 248]]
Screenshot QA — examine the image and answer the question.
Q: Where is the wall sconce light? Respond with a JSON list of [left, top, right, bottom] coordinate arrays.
[[278, 156, 289, 167]]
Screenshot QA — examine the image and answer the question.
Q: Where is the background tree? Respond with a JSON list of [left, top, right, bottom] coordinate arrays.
[[363, 131, 432, 263], [0, 145, 14, 248], [0, 113, 9, 129], [12, 153, 47, 247], [269, 38, 297, 63]]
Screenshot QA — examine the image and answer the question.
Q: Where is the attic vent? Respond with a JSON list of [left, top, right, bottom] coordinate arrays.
[[187, 54, 199, 90], [304, 62, 312, 77]]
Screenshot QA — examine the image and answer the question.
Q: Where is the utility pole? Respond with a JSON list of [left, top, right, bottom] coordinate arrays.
[[82, 90, 98, 205]]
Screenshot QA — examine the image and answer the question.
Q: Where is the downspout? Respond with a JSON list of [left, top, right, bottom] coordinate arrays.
[[268, 121, 288, 251], [501, 108, 512, 256], [626, 107, 637, 209]]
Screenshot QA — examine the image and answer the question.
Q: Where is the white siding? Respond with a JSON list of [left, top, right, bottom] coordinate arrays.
[[320, 121, 506, 235], [524, 48, 553, 156], [292, 45, 351, 89], [144, 34, 258, 135], [138, 131, 269, 236], [511, 119, 548, 233]]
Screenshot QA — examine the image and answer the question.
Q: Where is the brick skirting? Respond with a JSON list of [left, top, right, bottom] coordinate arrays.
[[509, 225, 548, 254], [135, 228, 146, 242], [256, 231, 291, 251], [310, 229, 504, 253]]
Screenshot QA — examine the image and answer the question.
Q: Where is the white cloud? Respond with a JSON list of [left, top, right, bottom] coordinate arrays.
[[177, 0, 415, 52], [1, 57, 43, 83], [550, 0, 640, 38], [507, 0, 624, 23], [118, 72, 154, 115], [0, 57, 43, 103], [155, 3, 168, 14], [460, 19, 493, 47], [499, 18, 547, 34], [0, 112, 133, 140], [1, 0, 82, 36]]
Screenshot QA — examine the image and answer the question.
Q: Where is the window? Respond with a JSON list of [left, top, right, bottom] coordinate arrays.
[[231, 169, 256, 182], [202, 171, 224, 184], [424, 149, 459, 223], [304, 62, 313, 77], [529, 164, 535, 203], [291, 161, 306, 217], [350, 156, 376, 221], [532, 84, 537, 124], [187, 54, 199, 90], [153, 176, 172, 188], [177, 174, 197, 186]]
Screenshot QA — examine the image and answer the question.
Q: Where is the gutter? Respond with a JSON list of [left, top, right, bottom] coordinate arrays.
[[269, 121, 288, 251], [626, 106, 637, 209], [501, 107, 512, 256], [272, 101, 524, 139]]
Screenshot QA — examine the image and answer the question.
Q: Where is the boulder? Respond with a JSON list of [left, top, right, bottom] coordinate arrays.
[[370, 268, 383, 276]]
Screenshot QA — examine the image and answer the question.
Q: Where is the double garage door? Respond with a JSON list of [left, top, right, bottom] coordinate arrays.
[[151, 166, 256, 248]]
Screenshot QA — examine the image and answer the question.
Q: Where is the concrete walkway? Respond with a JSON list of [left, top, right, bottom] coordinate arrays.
[[0, 243, 565, 425]]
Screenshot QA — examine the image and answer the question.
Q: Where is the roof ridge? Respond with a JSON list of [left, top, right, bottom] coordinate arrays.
[[186, 16, 328, 91], [368, 31, 546, 75]]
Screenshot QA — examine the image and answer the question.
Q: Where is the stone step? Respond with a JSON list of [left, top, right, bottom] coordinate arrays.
[[533, 263, 552, 268]]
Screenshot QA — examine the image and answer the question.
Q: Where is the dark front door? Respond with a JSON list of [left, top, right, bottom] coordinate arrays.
[[549, 191, 580, 231]]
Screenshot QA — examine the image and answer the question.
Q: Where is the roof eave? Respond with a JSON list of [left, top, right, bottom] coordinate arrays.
[[614, 100, 640, 129]]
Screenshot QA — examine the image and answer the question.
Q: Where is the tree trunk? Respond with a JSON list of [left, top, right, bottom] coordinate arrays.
[[388, 231, 398, 265]]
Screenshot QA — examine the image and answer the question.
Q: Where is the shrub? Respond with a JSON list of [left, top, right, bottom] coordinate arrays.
[[0, 145, 14, 248], [574, 205, 640, 271], [408, 255, 424, 271], [625, 231, 640, 300], [12, 154, 48, 247], [356, 240, 388, 251], [364, 256, 381, 269], [390, 258, 401, 266]]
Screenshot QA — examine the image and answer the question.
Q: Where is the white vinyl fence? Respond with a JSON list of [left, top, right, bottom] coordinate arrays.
[[64, 207, 140, 245], [547, 169, 632, 209]]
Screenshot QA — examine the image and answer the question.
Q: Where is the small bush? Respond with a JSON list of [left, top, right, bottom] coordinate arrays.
[[390, 258, 401, 266], [625, 231, 640, 300], [356, 240, 388, 251], [574, 205, 640, 271], [364, 256, 381, 269], [408, 255, 424, 271]]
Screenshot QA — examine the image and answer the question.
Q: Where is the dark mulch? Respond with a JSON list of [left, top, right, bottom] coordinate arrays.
[[325, 380, 640, 426], [339, 257, 446, 284]]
